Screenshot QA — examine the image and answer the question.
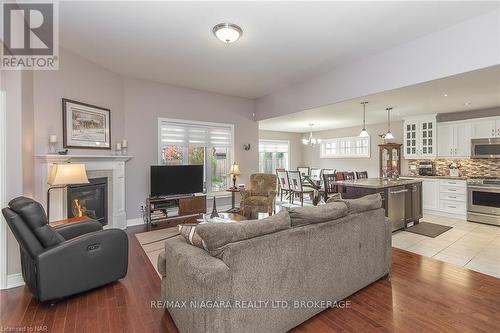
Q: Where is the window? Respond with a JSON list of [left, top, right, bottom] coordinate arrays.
[[158, 118, 234, 193], [259, 140, 289, 173], [320, 136, 370, 158]]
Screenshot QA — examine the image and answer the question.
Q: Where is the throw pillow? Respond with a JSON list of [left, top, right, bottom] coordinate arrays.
[[325, 193, 342, 203], [178, 224, 208, 250]]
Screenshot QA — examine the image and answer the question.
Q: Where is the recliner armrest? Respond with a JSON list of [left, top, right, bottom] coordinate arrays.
[[55, 220, 103, 240], [35, 229, 128, 301]]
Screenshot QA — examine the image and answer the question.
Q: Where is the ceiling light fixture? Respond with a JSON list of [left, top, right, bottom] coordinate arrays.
[[384, 107, 395, 140], [443, 93, 448, 97], [359, 101, 369, 137], [302, 124, 322, 146], [212, 23, 242, 44]]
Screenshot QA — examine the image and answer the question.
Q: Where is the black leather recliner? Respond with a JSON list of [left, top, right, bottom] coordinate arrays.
[[2, 196, 128, 302]]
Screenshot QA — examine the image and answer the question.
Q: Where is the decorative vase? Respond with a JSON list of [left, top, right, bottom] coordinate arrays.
[[210, 196, 219, 218]]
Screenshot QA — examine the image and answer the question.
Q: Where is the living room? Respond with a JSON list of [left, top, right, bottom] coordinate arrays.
[[1, 1, 499, 332]]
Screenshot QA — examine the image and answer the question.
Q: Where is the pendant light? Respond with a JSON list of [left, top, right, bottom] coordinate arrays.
[[359, 102, 369, 137], [384, 107, 395, 140], [302, 124, 322, 146]]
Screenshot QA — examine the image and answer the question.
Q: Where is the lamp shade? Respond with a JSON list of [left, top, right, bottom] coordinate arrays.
[[229, 163, 241, 175], [47, 163, 89, 186]]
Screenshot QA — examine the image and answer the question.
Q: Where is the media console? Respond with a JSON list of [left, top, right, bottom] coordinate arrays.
[[145, 194, 206, 230]]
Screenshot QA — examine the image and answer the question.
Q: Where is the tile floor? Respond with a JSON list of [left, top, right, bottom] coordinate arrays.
[[393, 214, 500, 278]]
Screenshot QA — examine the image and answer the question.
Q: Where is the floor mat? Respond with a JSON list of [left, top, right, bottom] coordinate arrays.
[[405, 222, 452, 238], [135, 227, 179, 276]]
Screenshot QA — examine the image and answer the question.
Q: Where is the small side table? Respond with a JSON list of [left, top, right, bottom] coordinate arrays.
[[226, 188, 241, 213]]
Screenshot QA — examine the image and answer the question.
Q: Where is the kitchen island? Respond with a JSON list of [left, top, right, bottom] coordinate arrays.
[[333, 178, 423, 231]]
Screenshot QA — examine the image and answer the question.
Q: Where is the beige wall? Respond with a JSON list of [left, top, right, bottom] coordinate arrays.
[[301, 121, 406, 177], [123, 78, 258, 219], [258, 130, 303, 170], [32, 48, 125, 156]]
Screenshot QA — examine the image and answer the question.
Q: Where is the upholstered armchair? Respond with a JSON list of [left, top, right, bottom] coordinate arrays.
[[240, 173, 277, 217]]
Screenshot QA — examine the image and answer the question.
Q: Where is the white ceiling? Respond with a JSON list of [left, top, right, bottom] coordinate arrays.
[[58, 1, 499, 99], [258, 65, 500, 133]]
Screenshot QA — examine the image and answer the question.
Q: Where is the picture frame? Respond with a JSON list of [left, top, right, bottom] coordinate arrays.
[[62, 98, 111, 149]]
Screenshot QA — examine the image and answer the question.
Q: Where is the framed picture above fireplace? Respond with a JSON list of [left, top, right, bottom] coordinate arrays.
[[62, 98, 111, 149]]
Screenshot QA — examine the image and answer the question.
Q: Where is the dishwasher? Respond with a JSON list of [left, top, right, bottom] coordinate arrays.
[[388, 186, 408, 231]]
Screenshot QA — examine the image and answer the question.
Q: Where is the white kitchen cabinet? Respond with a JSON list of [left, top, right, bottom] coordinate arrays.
[[403, 115, 437, 159], [470, 116, 500, 138], [437, 121, 471, 158], [422, 179, 439, 211]]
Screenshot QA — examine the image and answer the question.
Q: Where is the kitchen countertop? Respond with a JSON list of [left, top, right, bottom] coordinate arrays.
[[401, 175, 468, 180], [333, 178, 423, 189]]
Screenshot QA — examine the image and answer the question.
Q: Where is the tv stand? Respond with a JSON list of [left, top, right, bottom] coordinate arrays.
[[145, 194, 206, 230]]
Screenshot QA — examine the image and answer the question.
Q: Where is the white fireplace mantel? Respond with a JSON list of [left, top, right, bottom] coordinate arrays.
[[34, 154, 133, 229]]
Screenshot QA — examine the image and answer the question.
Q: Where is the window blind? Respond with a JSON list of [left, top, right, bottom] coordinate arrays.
[[160, 120, 232, 147], [259, 140, 289, 153]]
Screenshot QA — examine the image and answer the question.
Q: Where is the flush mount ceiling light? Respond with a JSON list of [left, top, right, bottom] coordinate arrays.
[[359, 101, 369, 137], [212, 23, 242, 44]]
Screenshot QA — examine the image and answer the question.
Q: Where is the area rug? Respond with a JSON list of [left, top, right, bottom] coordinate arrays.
[[405, 222, 452, 238], [135, 227, 179, 276]]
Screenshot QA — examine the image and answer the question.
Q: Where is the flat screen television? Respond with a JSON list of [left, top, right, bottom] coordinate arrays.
[[150, 165, 204, 197]]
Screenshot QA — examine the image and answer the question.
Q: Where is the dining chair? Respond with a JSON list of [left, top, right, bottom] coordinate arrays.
[[287, 171, 314, 206], [322, 173, 338, 201], [276, 170, 291, 202], [356, 171, 368, 179], [344, 172, 356, 180], [310, 168, 322, 181], [297, 167, 310, 177]]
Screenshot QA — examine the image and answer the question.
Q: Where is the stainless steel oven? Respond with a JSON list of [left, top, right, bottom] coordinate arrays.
[[471, 138, 500, 158], [467, 178, 500, 226]]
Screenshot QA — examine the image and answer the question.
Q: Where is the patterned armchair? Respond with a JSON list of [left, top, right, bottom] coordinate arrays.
[[240, 173, 277, 217]]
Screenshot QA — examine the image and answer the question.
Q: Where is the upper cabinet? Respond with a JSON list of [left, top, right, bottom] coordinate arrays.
[[437, 121, 471, 158], [403, 115, 437, 159], [470, 117, 500, 138]]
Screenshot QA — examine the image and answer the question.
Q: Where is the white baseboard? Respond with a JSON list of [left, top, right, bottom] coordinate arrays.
[[127, 217, 144, 227], [6, 273, 24, 289]]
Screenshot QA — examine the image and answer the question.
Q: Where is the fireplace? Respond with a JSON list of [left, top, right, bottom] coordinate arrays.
[[67, 177, 108, 226]]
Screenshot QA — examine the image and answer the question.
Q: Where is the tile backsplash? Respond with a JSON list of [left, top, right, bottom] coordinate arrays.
[[407, 159, 500, 178]]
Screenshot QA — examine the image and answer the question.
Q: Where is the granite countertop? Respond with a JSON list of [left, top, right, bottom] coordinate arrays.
[[400, 175, 468, 180], [333, 178, 423, 189]]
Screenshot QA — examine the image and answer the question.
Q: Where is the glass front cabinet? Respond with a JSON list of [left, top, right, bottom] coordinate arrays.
[[379, 143, 402, 178], [403, 115, 437, 159]]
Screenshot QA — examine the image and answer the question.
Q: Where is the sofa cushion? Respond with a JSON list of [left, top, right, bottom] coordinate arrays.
[[195, 210, 290, 255], [328, 193, 383, 214], [8, 196, 65, 248], [288, 201, 348, 226], [178, 224, 207, 250]]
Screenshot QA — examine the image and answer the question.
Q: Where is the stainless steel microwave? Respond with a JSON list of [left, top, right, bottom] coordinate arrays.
[[471, 138, 500, 158]]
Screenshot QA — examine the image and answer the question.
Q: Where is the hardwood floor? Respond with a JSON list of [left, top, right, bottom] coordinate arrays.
[[1, 224, 499, 333]]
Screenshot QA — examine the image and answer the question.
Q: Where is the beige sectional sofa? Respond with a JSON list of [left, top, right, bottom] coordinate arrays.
[[157, 194, 391, 333]]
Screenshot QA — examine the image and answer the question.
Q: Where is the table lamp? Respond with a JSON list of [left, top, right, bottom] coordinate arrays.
[[229, 162, 241, 189], [47, 163, 89, 220]]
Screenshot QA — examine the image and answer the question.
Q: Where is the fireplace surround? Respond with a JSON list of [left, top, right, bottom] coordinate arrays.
[[35, 154, 132, 229]]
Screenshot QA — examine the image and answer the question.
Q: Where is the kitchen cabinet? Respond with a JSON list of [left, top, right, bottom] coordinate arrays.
[[403, 115, 437, 159], [402, 177, 466, 218], [422, 178, 439, 211], [437, 121, 471, 158], [470, 116, 500, 138]]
